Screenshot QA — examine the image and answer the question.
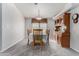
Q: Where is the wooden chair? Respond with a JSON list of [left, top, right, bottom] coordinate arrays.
[[32, 29, 45, 47]]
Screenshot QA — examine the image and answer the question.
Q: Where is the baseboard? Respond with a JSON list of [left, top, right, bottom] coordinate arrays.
[[71, 47, 79, 53], [0, 37, 25, 52]]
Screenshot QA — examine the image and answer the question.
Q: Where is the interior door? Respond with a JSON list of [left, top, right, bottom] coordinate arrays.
[[61, 13, 70, 48]]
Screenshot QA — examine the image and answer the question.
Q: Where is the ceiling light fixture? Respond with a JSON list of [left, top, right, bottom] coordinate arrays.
[[34, 3, 42, 20], [34, 3, 38, 5]]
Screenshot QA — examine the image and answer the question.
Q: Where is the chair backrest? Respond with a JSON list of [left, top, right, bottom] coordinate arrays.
[[33, 29, 43, 41], [33, 29, 43, 35]]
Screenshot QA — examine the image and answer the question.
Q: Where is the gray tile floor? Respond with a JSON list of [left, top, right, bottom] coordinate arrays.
[[0, 39, 79, 56]]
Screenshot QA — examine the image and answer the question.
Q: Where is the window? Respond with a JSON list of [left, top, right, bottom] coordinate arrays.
[[40, 23, 47, 29], [32, 23, 39, 29]]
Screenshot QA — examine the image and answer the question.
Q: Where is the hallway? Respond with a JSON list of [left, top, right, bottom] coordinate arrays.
[[0, 39, 79, 56], [0, 3, 79, 56]]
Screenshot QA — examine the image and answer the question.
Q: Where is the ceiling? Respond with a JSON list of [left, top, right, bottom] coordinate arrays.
[[15, 3, 66, 18]]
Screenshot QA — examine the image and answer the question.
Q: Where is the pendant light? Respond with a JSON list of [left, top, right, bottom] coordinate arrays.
[[34, 3, 42, 20]]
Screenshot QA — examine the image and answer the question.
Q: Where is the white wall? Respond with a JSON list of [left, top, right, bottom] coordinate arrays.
[[25, 18, 32, 43], [69, 6, 79, 52], [48, 18, 55, 40], [1, 3, 25, 51], [0, 3, 2, 50]]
